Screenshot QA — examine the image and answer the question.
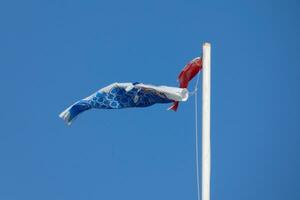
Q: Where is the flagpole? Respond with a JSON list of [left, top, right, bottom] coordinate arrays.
[[202, 42, 211, 200]]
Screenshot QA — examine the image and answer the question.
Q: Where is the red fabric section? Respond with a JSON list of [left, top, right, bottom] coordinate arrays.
[[178, 57, 202, 88], [168, 101, 179, 111], [169, 57, 202, 111]]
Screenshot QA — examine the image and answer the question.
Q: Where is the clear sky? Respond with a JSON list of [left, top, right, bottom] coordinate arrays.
[[0, 0, 299, 200]]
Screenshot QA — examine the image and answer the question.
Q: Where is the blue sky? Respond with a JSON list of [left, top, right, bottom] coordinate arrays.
[[0, 0, 299, 200]]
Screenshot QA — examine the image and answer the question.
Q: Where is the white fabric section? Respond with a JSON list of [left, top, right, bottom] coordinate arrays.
[[99, 82, 134, 93], [59, 106, 72, 125], [135, 83, 188, 102], [98, 82, 189, 102]]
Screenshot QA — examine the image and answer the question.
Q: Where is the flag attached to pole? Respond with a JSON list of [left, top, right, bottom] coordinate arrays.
[[59, 82, 188, 125], [168, 57, 202, 111]]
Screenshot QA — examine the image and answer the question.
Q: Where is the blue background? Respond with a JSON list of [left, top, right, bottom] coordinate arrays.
[[0, 0, 299, 199]]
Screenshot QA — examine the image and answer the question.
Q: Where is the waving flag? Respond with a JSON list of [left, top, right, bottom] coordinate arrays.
[[168, 57, 202, 111], [58, 43, 212, 200], [59, 82, 188, 125]]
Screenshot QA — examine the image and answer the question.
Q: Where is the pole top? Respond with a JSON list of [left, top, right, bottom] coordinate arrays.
[[203, 42, 211, 48]]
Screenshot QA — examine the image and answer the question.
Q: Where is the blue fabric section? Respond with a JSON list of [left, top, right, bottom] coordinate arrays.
[[69, 100, 91, 121], [88, 86, 173, 109]]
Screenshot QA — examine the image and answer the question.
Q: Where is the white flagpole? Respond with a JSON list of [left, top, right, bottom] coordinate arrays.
[[202, 42, 211, 200]]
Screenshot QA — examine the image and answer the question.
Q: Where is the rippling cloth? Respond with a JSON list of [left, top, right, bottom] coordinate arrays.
[[169, 57, 202, 111], [59, 82, 188, 125]]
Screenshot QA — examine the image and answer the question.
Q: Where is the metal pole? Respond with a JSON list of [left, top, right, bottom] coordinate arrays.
[[202, 42, 211, 200]]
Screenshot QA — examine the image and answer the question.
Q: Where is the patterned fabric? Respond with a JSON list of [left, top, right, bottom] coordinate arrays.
[[88, 85, 173, 109], [59, 82, 188, 125]]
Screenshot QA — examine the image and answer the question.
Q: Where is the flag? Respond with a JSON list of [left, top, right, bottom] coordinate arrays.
[[168, 57, 202, 111], [59, 82, 188, 125]]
